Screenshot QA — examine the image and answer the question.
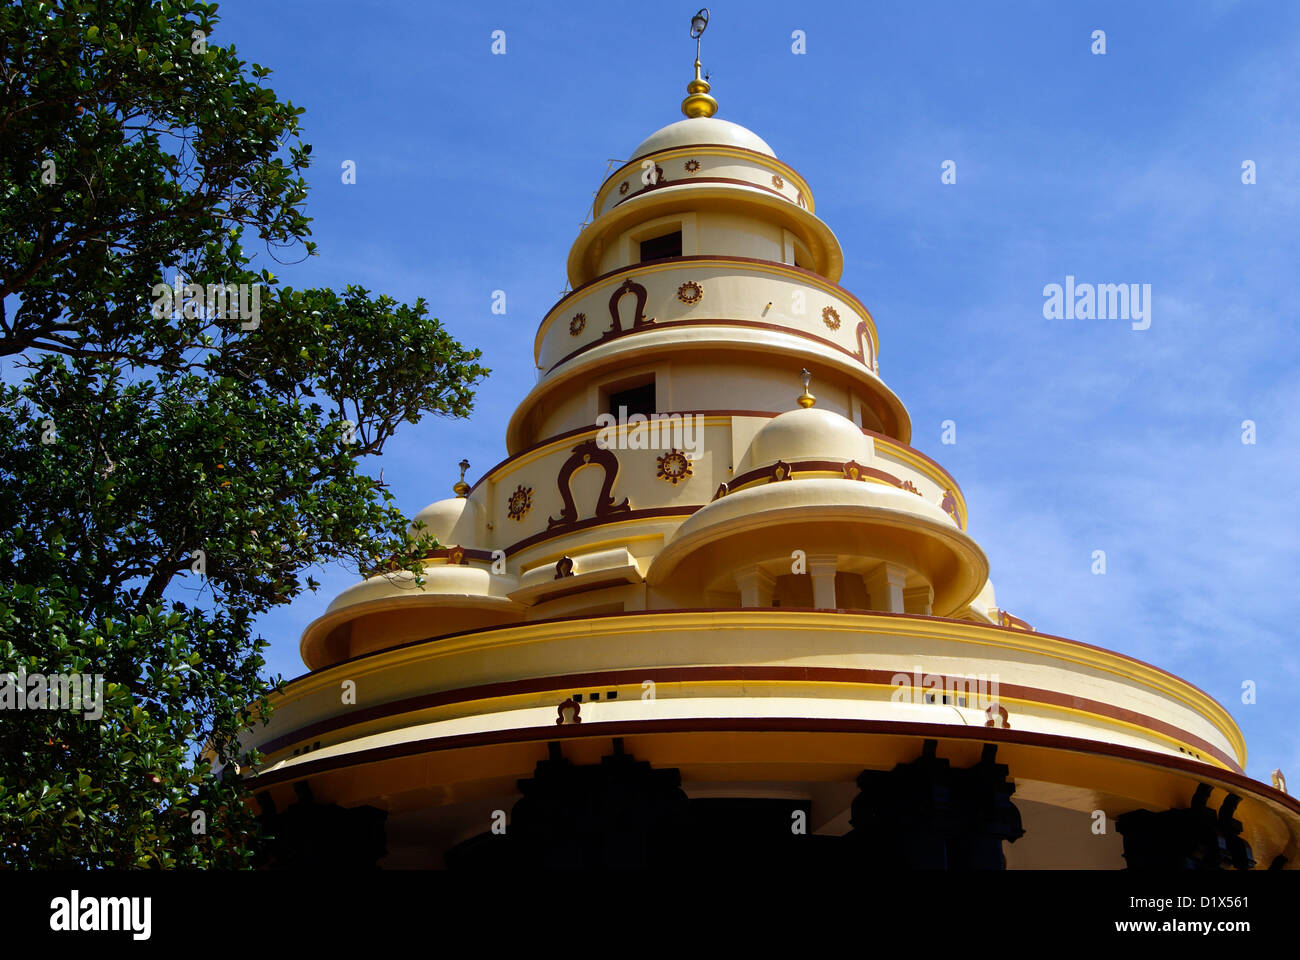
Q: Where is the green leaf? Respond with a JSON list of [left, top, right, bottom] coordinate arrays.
[[0, 0, 485, 870]]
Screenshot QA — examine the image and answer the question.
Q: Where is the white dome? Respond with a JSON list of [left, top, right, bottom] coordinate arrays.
[[408, 496, 480, 545], [321, 564, 514, 616], [744, 407, 873, 470], [630, 117, 776, 161]]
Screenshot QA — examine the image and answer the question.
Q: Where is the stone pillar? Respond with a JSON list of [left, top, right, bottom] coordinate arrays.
[[903, 584, 933, 616], [864, 562, 908, 613], [845, 740, 1023, 869], [735, 566, 775, 608], [256, 782, 388, 869], [808, 554, 838, 610], [506, 740, 689, 869], [1116, 783, 1257, 870]]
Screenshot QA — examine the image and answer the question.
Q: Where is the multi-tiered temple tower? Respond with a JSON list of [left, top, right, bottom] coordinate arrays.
[[244, 47, 1300, 870]]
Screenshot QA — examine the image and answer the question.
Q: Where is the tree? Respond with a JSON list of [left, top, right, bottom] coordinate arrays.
[[0, 0, 488, 866]]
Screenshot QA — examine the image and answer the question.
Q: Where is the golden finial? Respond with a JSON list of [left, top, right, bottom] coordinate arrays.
[[681, 9, 718, 119], [797, 368, 816, 408], [453, 458, 470, 497]]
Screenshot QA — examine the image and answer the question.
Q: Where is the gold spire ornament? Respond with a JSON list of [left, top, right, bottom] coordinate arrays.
[[453, 458, 471, 497], [797, 368, 816, 408], [681, 8, 718, 119]]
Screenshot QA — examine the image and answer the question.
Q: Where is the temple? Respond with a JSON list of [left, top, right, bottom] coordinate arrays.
[[242, 22, 1300, 869]]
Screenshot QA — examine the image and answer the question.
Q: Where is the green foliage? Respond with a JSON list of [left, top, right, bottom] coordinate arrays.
[[0, 0, 488, 867]]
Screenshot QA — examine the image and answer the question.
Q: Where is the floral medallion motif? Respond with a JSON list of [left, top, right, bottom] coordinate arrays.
[[569, 312, 586, 336], [656, 449, 693, 485], [900, 480, 921, 495], [618, 181, 630, 195], [684, 159, 700, 173], [676, 281, 703, 305], [507, 484, 533, 521], [822, 306, 841, 330], [771, 174, 785, 188]]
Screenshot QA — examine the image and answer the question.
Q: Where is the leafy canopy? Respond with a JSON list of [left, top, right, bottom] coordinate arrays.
[[0, 0, 488, 867]]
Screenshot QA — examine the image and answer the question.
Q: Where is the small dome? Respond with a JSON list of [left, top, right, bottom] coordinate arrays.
[[630, 117, 776, 161], [746, 407, 873, 470], [408, 496, 480, 545], [321, 564, 513, 617], [648, 478, 988, 616]]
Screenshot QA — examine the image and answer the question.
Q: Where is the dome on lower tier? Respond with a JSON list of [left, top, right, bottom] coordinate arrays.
[[408, 496, 479, 545], [630, 117, 776, 161], [744, 406, 873, 471], [299, 563, 524, 669], [648, 478, 988, 616]]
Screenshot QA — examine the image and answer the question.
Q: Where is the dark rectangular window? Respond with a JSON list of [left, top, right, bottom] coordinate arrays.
[[608, 382, 655, 419], [639, 230, 682, 262]]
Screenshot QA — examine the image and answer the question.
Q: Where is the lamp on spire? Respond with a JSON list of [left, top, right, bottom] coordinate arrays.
[[797, 368, 816, 409], [681, 8, 718, 119]]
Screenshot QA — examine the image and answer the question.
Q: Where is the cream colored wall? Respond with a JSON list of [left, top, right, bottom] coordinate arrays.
[[523, 383, 591, 439], [595, 211, 699, 276], [1002, 799, 1125, 868], [594, 153, 813, 220], [347, 605, 522, 660], [527, 583, 646, 620], [257, 611, 1244, 776], [518, 252, 896, 451], [670, 354, 851, 416], [475, 421, 962, 565], [595, 210, 789, 276], [523, 355, 893, 443], [538, 260, 876, 371], [526, 354, 862, 442], [695, 211, 787, 263]]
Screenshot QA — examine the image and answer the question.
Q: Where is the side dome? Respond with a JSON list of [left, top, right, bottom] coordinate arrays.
[[299, 564, 523, 670], [408, 496, 480, 545], [630, 117, 776, 160], [742, 407, 873, 472]]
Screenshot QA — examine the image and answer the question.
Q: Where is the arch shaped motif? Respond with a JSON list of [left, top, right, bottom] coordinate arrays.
[[547, 439, 632, 529], [852, 320, 875, 370], [940, 490, 962, 528], [606, 279, 655, 337]]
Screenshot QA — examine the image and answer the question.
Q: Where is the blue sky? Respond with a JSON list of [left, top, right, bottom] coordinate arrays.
[[211, 0, 1300, 784]]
